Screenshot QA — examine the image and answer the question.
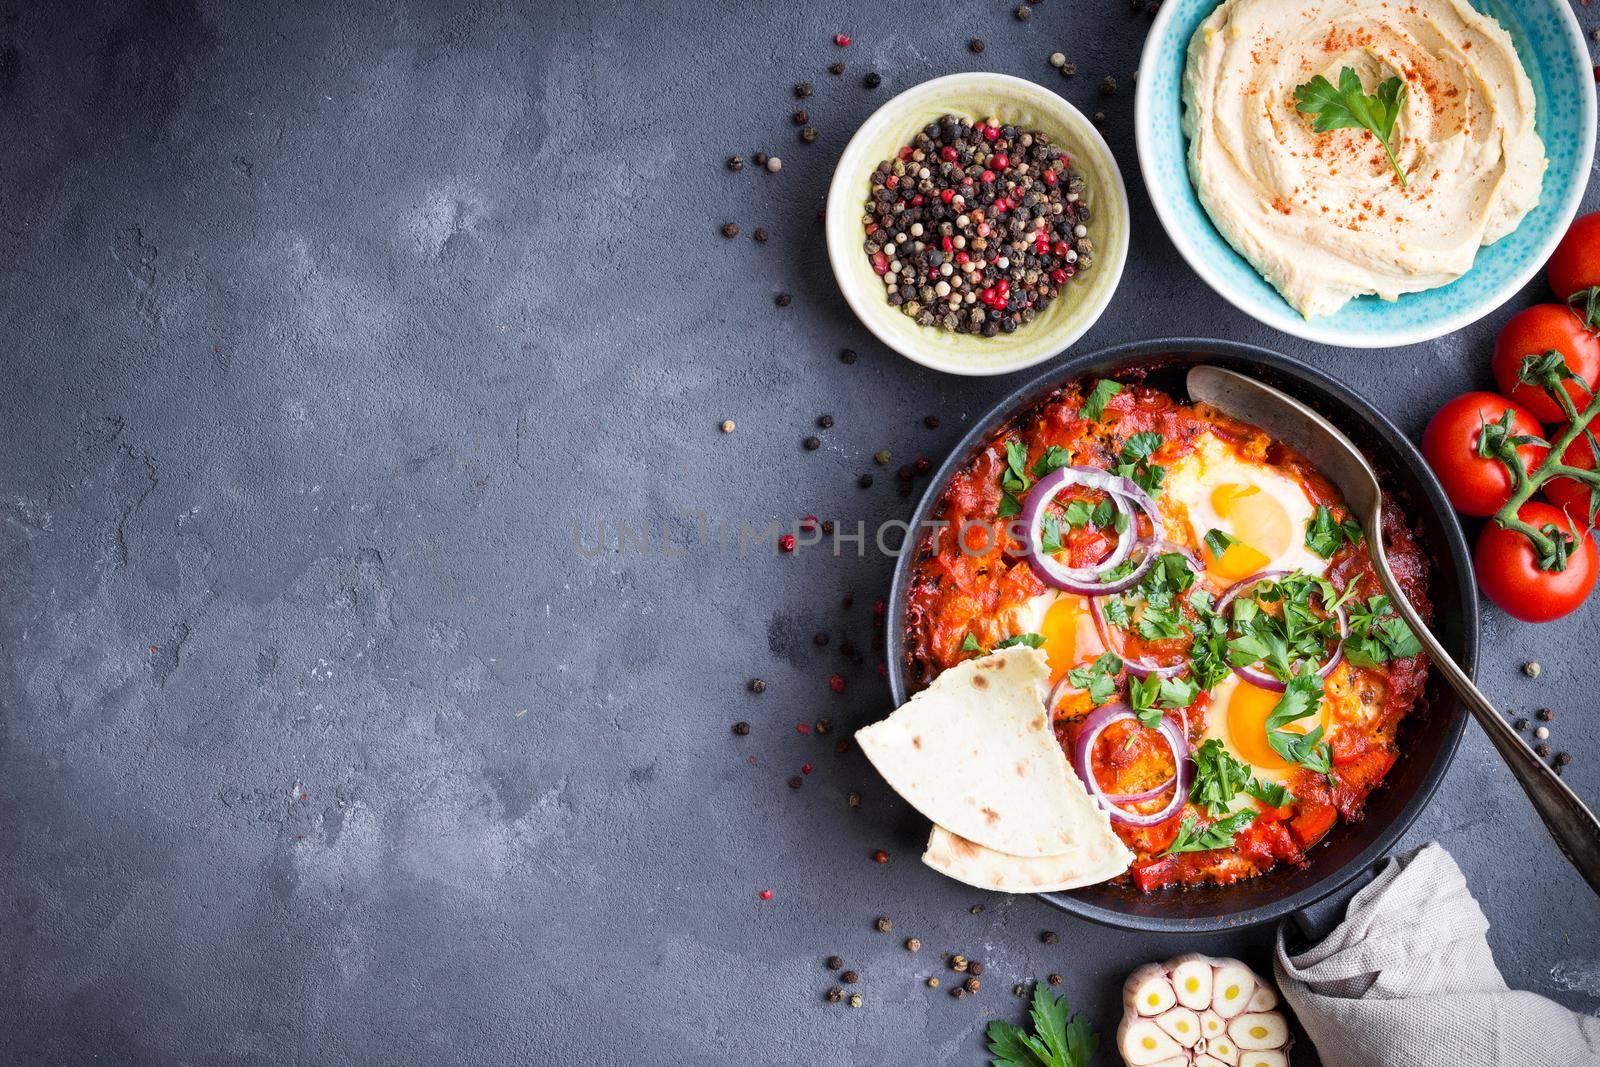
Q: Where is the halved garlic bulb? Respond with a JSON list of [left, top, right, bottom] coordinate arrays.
[[1117, 955, 1291, 1066]]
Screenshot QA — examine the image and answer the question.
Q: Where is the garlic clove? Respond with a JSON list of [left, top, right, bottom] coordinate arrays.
[[1246, 984, 1278, 1012], [1170, 955, 1215, 1011], [1238, 1053, 1288, 1067], [1229, 1011, 1290, 1050], [1127, 964, 1178, 1017], [1199, 1009, 1227, 1041], [1210, 962, 1257, 1018], [1153, 1006, 1203, 1047], [1206, 1034, 1241, 1065], [1118, 1017, 1184, 1065]]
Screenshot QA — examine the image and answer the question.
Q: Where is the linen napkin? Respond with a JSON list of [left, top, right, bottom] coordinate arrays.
[[1274, 842, 1600, 1067]]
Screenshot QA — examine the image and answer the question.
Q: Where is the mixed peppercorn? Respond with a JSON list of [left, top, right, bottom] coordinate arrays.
[[862, 115, 1094, 335]]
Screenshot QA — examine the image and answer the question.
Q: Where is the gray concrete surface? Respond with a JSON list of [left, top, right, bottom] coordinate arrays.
[[1, 1, 1597, 1064]]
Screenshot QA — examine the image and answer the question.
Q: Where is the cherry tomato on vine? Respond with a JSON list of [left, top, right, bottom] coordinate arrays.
[[1421, 392, 1547, 516], [1475, 501, 1597, 622], [1491, 304, 1600, 423], [1545, 212, 1600, 300], [1542, 428, 1598, 528]]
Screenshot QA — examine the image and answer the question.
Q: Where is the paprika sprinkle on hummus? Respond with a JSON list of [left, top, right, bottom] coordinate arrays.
[[1183, 0, 1544, 317]]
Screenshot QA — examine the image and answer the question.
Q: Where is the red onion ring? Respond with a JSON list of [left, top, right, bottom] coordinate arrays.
[[1070, 702, 1191, 827], [1215, 570, 1348, 692], [1087, 542, 1204, 679], [1022, 466, 1164, 595]]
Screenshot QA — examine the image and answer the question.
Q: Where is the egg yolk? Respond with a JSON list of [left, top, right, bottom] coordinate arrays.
[[1202, 483, 1292, 582], [1224, 679, 1325, 770], [1039, 595, 1101, 684]]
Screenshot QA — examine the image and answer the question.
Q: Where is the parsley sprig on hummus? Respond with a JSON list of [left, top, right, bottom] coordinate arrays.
[[1293, 67, 1408, 187]]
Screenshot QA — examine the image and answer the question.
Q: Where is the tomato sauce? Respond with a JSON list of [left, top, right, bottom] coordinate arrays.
[[902, 379, 1433, 891]]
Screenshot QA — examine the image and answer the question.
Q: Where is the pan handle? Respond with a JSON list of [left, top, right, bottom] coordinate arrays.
[[1285, 862, 1383, 950]]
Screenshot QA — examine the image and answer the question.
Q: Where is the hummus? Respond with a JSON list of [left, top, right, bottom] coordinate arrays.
[[1183, 0, 1545, 317]]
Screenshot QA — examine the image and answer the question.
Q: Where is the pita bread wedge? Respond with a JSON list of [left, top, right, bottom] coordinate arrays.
[[855, 646, 1126, 868], [923, 822, 1132, 893]]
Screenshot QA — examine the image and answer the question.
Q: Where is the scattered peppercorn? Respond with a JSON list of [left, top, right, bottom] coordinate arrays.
[[1061, 62, 1078, 77], [858, 473, 874, 488], [834, 33, 851, 46], [905, 937, 921, 952], [830, 61, 845, 75], [1538, 708, 1555, 721], [1048, 974, 1063, 986], [759, 889, 773, 900], [864, 71, 882, 89], [778, 533, 796, 553], [753, 227, 769, 243], [874, 916, 892, 932], [840, 348, 858, 364], [1091, 110, 1106, 126], [804, 436, 821, 451], [1535, 726, 1551, 741], [822, 520, 836, 535], [1049, 52, 1066, 68], [813, 631, 829, 647], [847, 791, 860, 807], [793, 109, 809, 126], [969, 904, 984, 915], [969, 38, 985, 53], [924, 414, 941, 429], [733, 721, 750, 736], [874, 449, 892, 466], [951, 954, 968, 972], [720, 419, 736, 433], [1536, 743, 1553, 757], [1524, 661, 1542, 677], [927, 977, 941, 988], [801, 126, 819, 143], [914, 457, 932, 474], [969, 961, 985, 976], [841, 970, 859, 984], [848, 993, 862, 1008], [795, 82, 813, 99], [818, 413, 835, 428], [965, 977, 981, 993], [775, 293, 792, 307], [727, 155, 745, 171], [748, 678, 766, 693], [825, 987, 843, 1003], [815, 718, 832, 734], [1014, 4, 1032, 20], [835, 739, 850, 754], [896, 465, 914, 482], [872, 849, 889, 864], [1100, 75, 1118, 95], [951, 986, 966, 999], [721, 222, 739, 238], [1514, 718, 1530, 731], [1556, 751, 1573, 766], [830, 674, 846, 693], [1013, 983, 1027, 997], [788, 775, 803, 789], [826, 955, 844, 970], [766, 156, 783, 173], [1041, 930, 1059, 944], [755, 152, 769, 165]]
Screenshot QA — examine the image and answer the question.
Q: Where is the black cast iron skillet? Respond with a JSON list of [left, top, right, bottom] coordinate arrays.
[[885, 339, 1477, 933]]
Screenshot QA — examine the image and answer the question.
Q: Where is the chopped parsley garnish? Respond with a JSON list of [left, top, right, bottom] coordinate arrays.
[[1165, 809, 1257, 855], [1203, 528, 1239, 559], [1032, 445, 1072, 479], [998, 438, 1032, 518], [1224, 571, 1348, 683], [961, 633, 982, 654], [1189, 738, 1297, 816], [1343, 594, 1422, 666], [1304, 505, 1363, 559], [1113, 432, 1167, 496], [986, 981, 1098, 1067], [1129, 671, 1200, 728], [964, 632, 1045, 655], [1066, 651, 1123, 705], [1081, 378, 1123, 422], [1265, 666, 1334, 776]]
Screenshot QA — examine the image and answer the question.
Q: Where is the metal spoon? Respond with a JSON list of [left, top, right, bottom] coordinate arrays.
[[1187, 364, 1600, 894]]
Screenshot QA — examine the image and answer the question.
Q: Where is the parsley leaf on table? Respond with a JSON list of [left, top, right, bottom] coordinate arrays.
[[986, 982, 1098, 1067], [1294, 66, 1409, 186]]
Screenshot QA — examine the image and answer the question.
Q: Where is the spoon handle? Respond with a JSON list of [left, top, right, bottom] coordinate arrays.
[[1368, 512, 1600, 895]]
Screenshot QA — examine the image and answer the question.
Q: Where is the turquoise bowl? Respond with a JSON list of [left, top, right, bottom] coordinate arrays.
[[1135, 0, 1595, 347]]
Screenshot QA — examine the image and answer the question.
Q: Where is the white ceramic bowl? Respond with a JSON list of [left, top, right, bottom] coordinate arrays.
[[825, 73, 1130, 377]]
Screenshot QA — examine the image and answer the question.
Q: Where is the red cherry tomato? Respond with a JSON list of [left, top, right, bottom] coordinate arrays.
[[1546, 212, 1600, 300], [1475, 501, 1598, 622], [1491, 304, 1600, 423], [1421, 392, 1548, 516], [1543, 427, 1598, 528]]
